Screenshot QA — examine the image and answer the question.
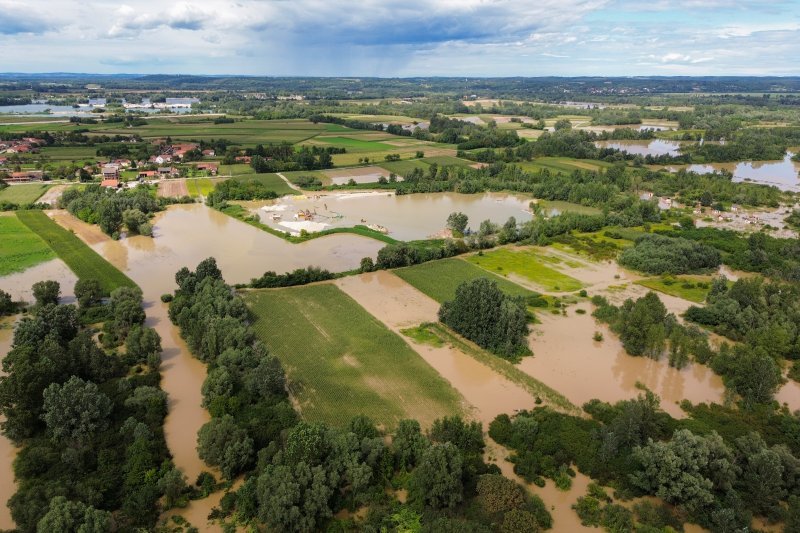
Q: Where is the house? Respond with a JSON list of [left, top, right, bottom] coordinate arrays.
[[138, 170, 158, 179], [196, 163, 218, 175], [6, 170, 44, 183], [158, 167, 179, 177], [235, 156, 251, 164], [153, 155, 172, 165], [202, 149, 215, 157], [102, 165, 120, 179], [0, 157, 7, 167], [111, 159, 132, 168], [101, 179, 120, 188]]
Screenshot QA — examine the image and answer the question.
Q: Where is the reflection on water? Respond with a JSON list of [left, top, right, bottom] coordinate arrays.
[[252, 192, 534, 241], [669, 152, 800, 191], [596, 139, 684, 157], [524, 303, 725, 418]]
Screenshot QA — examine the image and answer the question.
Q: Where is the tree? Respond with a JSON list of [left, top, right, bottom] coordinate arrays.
[[41, 376, 112, 446], [476, 474, 526, 514], [360, 256, 374, 273], [410, 442, 463, 509], [631, 429, 737, 514], [501, 509, 540, 533], [256, 462, 334, 532], [32, 280, 60, 307], [74, 279, 103, 307], [0, 289, 13, 315], [439, 278, 529, 358], [197, 415, 254, 479], [393, 419, 429, 470], [125, 326, 162, 364], [446, 211, 469, 235], [36, 496, 113, 533], [122, 208, 148, 235], [158, 467, 187, 509], [714, 347, 782, 406]]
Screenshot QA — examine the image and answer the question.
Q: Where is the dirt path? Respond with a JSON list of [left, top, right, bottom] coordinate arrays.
[[334, 272, 537, 426], [275, 172, 302, 192]]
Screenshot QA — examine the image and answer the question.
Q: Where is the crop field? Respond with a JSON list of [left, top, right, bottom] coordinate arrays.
[[229, 173, 298, 195], [394, 257, 535, 303], [538, 200, 603, 215], [422, 155, 473, 167], [280, 170, 328, 185], [312, 136, 395, 152], [186, 178, 218, 197], [37, 146, 99, 161], [467, 248, 584, 292], [0, 214, 55, 275], [0, 184, 50, 204], [378, 158, 430, 175], [245, 284, 464, 428], [16, 210, 136, 294], [93, 119, 337, 146]]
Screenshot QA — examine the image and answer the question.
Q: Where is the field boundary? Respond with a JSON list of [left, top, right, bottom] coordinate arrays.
[[16, 210, 137, 294]]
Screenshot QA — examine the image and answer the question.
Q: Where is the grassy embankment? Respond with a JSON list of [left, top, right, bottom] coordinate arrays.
[[0, 214, 55, 275], [245, 283, 465, 428], [466, 248, 585, 292], [402, 322, 579, 415], [635, 275, 720, 304], [16, 210, 136, 294]]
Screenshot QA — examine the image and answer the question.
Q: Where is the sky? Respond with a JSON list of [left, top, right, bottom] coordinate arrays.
[[1, 0, 799, 76]]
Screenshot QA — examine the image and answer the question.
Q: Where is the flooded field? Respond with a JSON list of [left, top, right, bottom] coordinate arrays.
[[667, 152, 800, 191], [0, 258, 78, 304], [335, 271, 536, 425], [0, 317, 18, 530], [524, 302, 725, 418], [45, 204, 385, 480], [252, 191, 533, 240], [596, 139, 684, 157], [322, 165, 392, 185]]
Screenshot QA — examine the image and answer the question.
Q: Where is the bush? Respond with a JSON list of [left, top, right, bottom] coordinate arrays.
[[619, 234, 721, 275]]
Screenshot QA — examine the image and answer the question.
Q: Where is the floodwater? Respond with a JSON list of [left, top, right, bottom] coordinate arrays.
[[0, 316, 18, 530], [523, 302, 725, 418], [47, 204, 384, 482], [335, 272, 536, 425], [251, 191, 533, 241], [668, 152, 800, 191], [0, 258, 78, 305], [596, 139, 684, 157]]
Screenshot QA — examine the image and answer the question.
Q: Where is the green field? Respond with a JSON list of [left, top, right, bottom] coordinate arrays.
[[0, 184, 50, 204], [245, 284, 464, 428], [395, 257, 536, 303], [37, 146, 99, 161], [16, 210, 136, 294], [0, 214, 55, 275], [538, 200, 602, 216], [281, 170, 328, 186], [635, 275, 721, 304], [186, 178, 216, 197], [422, 155, 473, 167], [313, 136, 394, 152], [516, 157, 612, 174], [467, 248, 584, 292], [378, 158, 430, 175], [230, 173, 298, 195]]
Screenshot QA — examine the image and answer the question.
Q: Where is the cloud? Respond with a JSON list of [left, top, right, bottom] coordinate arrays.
[[108, 2, 212, 37], [0, 1, 56, 34]]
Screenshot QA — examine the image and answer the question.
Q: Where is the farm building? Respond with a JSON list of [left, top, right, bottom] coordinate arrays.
[[196, 163, 218, 175], [100, 179, 120, 188], [102, 165, 120, 179], [6, 170, 44, 183]]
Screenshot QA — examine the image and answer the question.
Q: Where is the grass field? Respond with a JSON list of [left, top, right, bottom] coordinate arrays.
[[16, 210, 136, 294], [516, 157, 612, 174], [37, 146, 99, 161], [422, 155, 473, 167], [378, 159, 430, 175], [281, 170, 328, 186], [245, 284, 464, 428], [229, 173, 298, 195], [394, 257, 536, 303], [635, 275, 720, 304], [0, 184, 50, 204], [467, 248, 584, 292], [313, 136, 395, 152], [0, 214, 55, 275]]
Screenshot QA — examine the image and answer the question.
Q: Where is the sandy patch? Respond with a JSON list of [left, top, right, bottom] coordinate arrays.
[[158, 179, 188, 198], [36, 184, 69, 207], [48, 209, 110, 246], [323, 166, 391, 179], [278, 220, 331, 233]]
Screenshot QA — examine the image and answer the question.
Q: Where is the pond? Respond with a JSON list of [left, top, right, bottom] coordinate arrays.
[[596, 139, 684, 157], [250, 191, 534, 241], [667, 152, 800, 191]]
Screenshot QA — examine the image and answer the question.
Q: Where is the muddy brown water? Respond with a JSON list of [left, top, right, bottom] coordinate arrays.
[[0, 316, 18, 530], [41, 205, 384, 529], [335, 271, 537, 426], [252, 191, 534, 241]]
